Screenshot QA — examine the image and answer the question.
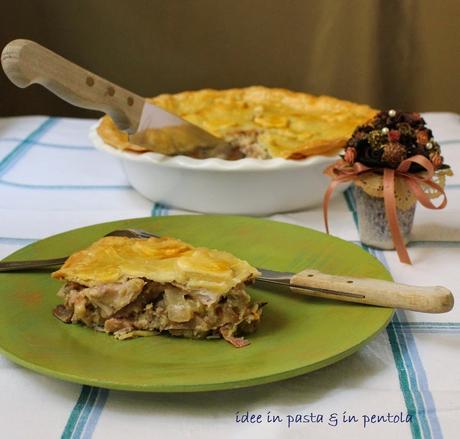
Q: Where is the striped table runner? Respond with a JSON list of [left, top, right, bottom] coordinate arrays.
[[0, 114, 459, 439]]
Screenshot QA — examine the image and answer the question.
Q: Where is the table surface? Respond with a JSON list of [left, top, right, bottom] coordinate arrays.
[[0, 114, 459, 439]]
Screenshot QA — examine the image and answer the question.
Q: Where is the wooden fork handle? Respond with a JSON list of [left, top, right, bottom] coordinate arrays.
[[290, 269, 454, 313], [1, 39, 144, 132]]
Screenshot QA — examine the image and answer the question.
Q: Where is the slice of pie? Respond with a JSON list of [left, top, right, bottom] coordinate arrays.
[[97, 86, 377, 160], [52, 236, 263, 347]]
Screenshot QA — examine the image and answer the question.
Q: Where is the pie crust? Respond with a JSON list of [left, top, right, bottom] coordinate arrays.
[[97, 86, 377, 159], [52, 236, 259, 295]]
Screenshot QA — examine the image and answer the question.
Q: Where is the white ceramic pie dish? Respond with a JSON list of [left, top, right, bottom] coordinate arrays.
[[89, 121, 345, 215]]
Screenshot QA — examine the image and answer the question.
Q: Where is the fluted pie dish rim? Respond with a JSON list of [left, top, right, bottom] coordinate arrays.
[[90, 122, 340, 171]]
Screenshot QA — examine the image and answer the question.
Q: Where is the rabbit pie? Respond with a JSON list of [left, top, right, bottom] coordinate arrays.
[[52, 236, 263, 347], [97, 86, 377, 160]]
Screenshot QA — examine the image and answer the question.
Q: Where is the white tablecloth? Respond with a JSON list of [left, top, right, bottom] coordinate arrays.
[[0, 114, 459, 439]]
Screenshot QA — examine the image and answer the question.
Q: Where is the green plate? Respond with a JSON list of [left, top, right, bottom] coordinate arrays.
[[0, 215, 393, 392]]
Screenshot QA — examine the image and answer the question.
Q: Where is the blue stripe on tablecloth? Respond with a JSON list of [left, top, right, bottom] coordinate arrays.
[[368, 247, 443, 439], [0, 137, 93, 150], [394, 327, 460, 334], [61, 386, 109, 439], [0, 180, 132, 190], [0, 118, 128, 191], [392, 309, 442, 439], [161, 203, 170, 216], [60, 354, 109, 435], [79, 388, 110, 439], [0, 117, 58, 176], [386, 321, 422, 438], [0, 237, 36, 245], [61, 386, 92, 439], [356, 243, 428, 437], [343, 187, 358, 224], [151, 202, 170, 216], [364, 246, 433, 438], [69, 386, 98, 438], [151, 203, 161, 216], [343, 186, 443, 439], [392, 323, 460, 334], [357, 209, 443, 439]]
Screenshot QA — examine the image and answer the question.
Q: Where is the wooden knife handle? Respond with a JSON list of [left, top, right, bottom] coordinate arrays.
[[1, 39, 143, 132], [290, 269, 454, 313]]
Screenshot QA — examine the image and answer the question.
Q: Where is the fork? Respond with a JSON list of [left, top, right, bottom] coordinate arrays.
[[0, 229, 152, 271], [0, 228, 453, 313]]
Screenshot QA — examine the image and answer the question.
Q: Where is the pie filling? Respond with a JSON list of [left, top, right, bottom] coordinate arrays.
[[185, 130, 270, 160], [53, 278, 264, 347]]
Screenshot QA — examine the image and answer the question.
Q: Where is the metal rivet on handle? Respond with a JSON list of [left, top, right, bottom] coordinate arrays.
[[127, 96, 134, 106], [86, 76, 94, 86]]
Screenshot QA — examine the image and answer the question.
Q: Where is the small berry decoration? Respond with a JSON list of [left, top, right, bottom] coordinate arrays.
[[324, 109, 452, 264], [344, 110, 445, 170]]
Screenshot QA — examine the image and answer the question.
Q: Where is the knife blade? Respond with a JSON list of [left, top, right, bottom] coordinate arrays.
[[129, 101, 229, 153], [1, 39, 229, 153]]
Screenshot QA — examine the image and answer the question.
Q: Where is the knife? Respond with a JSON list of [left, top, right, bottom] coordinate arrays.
[[1, 39, 229, 152], [0, 229, 453, 314]]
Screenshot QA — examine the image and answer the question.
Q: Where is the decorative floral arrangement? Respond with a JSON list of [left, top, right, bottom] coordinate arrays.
[[323, 110, 452, 264]]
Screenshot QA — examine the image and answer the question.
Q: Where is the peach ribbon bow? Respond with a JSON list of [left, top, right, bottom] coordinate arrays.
[[323, 155, 447, 264]]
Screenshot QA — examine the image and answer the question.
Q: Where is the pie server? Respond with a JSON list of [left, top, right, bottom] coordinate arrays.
[[0, 229, 453, 314], [1, 39, 229, 151]]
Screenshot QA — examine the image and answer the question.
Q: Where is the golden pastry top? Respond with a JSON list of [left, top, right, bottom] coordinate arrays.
[[52, 236, 259, 295], [97, 86, 377, 159]]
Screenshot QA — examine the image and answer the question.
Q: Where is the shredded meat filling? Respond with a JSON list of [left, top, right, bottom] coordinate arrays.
[[53, 278, 263, 347], [225, 129, 270, 159], [177, 129, 269, 160]]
